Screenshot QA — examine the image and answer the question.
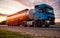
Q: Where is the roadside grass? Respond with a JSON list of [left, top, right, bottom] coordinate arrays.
[[0, 29, 34, 38], [0, 29, 52, 38]]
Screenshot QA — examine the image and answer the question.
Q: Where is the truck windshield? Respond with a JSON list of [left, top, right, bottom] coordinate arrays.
[[47, 9, 54, 13]]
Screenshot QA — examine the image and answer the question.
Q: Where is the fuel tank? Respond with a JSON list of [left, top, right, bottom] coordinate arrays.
[[6, 9, 29, 26]]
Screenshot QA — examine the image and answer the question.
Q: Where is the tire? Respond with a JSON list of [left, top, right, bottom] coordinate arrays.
[[22, 21, 27, 27], [35, 20, 43, 27], [45, 22, 49, 27], [30, 25, 34, 27], [45, 24, 49, 27], [49, 17, 55, 25], [24, 25, 27, 27], [37, 23, 42, 27], [17, 24, 20, 26], [23, 23, 28, 27]]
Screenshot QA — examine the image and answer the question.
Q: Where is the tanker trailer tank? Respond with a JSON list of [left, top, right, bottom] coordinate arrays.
[[6, 9, 29, 26]]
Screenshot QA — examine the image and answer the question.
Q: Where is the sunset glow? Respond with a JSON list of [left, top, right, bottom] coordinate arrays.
[[0, 0, 28, 15], [0, 0, 60, 17], [0, 16, 7, 22]]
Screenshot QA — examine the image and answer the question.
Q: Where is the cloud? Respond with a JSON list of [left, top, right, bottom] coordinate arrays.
[[0, 0, 60, 18], [0, 0, 28, 15], [17, 0, 60, 18]]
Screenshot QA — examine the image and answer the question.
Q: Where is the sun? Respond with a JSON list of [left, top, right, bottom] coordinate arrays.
[[0, 16, 7, 22]]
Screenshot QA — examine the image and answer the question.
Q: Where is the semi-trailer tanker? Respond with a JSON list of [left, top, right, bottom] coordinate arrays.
[[6, 4, 55, 27]]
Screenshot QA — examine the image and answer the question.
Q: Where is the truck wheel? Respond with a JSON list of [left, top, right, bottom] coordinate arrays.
[[45, 22, 49, 27], [24, 25, 27, 27], [23, 23, 27, 27], [22, 22, 27, 27], [37, 23, 42, 27], [37, 25, 42, 27], [17, 24, 20, 26], [45, 24, 49, 27], [36, 20, 42, 27], [30, 25, 34, 27]]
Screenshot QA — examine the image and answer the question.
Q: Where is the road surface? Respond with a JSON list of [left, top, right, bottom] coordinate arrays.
[[0, 25, 60, 38]]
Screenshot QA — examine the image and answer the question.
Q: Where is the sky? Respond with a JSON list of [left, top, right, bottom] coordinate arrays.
[[15, 0, 60, 18], [0, 0, 28, 15], [0, 0, 60, 18]]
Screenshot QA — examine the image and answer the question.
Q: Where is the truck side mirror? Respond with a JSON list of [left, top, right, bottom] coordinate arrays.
[[35, 5, 39, 8]]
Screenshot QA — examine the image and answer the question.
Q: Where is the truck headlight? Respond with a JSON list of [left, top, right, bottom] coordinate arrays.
[[47, 20, 49, 23]]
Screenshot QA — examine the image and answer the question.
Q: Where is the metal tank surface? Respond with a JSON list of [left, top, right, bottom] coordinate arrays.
[[6, 9, 29, 26]]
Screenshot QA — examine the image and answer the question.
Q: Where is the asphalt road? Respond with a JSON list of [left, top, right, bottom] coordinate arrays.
[[0, 25, 60, 38]]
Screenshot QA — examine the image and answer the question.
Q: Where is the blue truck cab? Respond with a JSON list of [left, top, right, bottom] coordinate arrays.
[[34, 4, 55, 20], [29, 4, 55, 27]]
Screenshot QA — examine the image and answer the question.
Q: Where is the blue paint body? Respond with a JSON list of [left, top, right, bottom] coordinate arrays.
[[31, 4, 55, 20]]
